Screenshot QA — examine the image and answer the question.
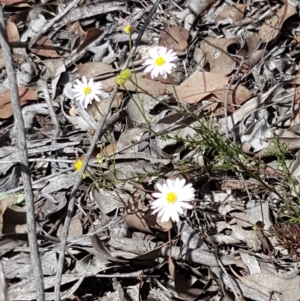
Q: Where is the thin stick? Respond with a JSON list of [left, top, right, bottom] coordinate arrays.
[[41, 81, 61, 143], [214, 246, 241, 301], [9, 42, 71, 52], [0, 6, 45, 301]]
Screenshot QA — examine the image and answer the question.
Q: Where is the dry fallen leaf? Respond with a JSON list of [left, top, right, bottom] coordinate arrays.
[[201, 37, 239, 75], [213, 84, 251, 113], [77, 28, 103, 53], [176, 72, 229, 103], [0, 49, 5, 69], [57, 216, 82, 239], [237, 33, 260, 58], [0, 197, 14, 234], [237, 273, 300, 301], [0, 87, 38, 119], [143, 209, 173, 232], [259, 3, 297, 43], [215, 4, 247, 25], [168, 257, 203, 300], [77, 62, 115, 78], [0, 197, 27, 235], [6, 19, 19, 42], [87, 92, 122, 120], [158, 24, 189, 52], [0, 0, 26, 4], [69, 21, 86, 36], [97, 142, 118, 161], [125, 190, 152, 234]]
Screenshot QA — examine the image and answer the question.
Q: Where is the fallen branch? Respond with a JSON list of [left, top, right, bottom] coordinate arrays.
[[0, 6, 45, 301]]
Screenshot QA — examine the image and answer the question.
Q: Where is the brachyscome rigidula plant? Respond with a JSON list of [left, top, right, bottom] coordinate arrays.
[[72, 76, 109, 109], [143, 47, 178, 79], [151, 178, 195, 222]]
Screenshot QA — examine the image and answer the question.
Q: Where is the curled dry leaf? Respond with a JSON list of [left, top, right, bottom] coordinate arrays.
[[158, 24, 189, 52], [237, 33, 264, 72], [76, 28, 103, 53], [238, 34, 260, 58], [0, 87, 38, 119], [168, 257, 204, 300], [259, 3, 297, 43], [201, 37, 239, 75]]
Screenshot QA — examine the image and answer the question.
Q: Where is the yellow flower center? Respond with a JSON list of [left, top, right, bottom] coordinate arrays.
[[83, 86, 92, 95], [124, 24, 133, 34], [74, 159, 83, 172], [166, 192, 177, 204], [155, 57, 165, 66]]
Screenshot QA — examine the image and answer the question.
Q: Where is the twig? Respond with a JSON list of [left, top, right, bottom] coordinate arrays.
[[9, 42, 71, 52], [41, 81, 61, 143], [214, 246, 243, 301], [0, 6, 45, 301], [28, 0, 81, 48]]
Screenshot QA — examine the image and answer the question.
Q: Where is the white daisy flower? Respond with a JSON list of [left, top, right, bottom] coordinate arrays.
[[151, 178, 195, 223], [72, 76, 109, 109], [143, 47, 178, 79]]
